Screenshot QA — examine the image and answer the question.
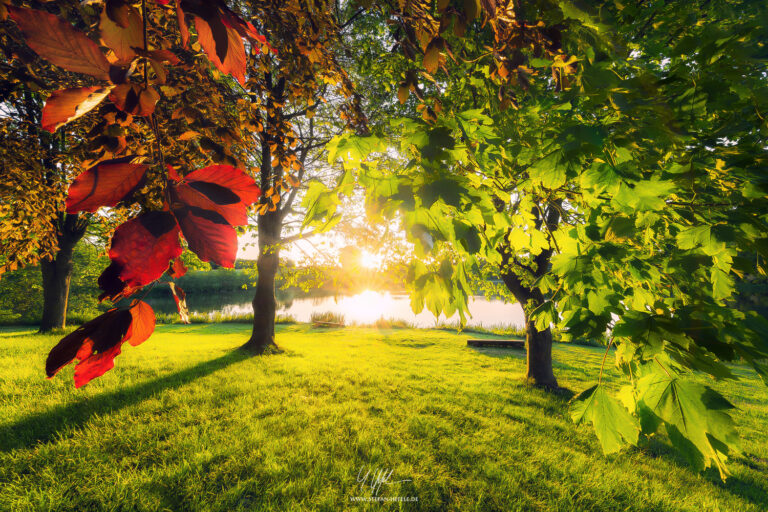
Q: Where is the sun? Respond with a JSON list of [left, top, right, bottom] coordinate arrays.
[[359, 250, 384, 269]]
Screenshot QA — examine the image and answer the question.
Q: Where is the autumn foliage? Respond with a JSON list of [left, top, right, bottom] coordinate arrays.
[[4, 0, 270, 385]]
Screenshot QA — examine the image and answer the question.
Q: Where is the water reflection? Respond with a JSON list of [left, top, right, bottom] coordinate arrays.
[[216, 290, 525, 328]]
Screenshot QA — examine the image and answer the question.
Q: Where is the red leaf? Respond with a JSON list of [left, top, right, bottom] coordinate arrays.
[[176, 1, 190, 48], [186, 165, 261, 206], [48, 301, 156, 387], [166, 164, 182, 182], [41, 86, 113, 133], [175, 165, 260, 225], [169, 282, 190, 324], [107, 211, 183, 290], [219, 6, 271, 52], [105, 0, 132, 28], [110, 84, 160, 116], [172, 204, 237, 267], [126, 300, 156, 346], [98, 261, 135, 301], [66, 157, 148, 213], [169, 257, 187, 278], [146, 49, 180, 65], [46, 308, 132, 381], [73, 342, 122, 388], [100, 3, 143, 64], [7, 6, 111, 80], [193, 15, 246, 84]]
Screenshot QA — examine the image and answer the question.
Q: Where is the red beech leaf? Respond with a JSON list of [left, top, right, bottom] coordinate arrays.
[[135, 48, 181, 66], [166, 164, 182, 182], [46, 307, 132, 381], [219, 7, 270, 52], [193, 15, 246, 84], [110, 84, 160, 116], [126, 300, 156, 346], [105, 0, 131, 28], [7, 6, 111, 80], [73, 343, 122, 388], [41, 86, 113, 133], [174, 165, 261, 225], [98, 261, 139, 302], [100, 3, 143, 64], [185, 165, 261, 205], [169, 257, 187, 278], [172, 204, 237, 267], [108, 211, 183, 290], [176, 1, 190, 48], [66, 157, 148, 213], [46, 300, 156, 387], [169, 282, 190, 324]]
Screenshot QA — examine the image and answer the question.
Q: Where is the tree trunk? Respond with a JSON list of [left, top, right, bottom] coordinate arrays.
[[242, 74, 288, 354], [524, 318, 558, 388], [501, 269, 559, 389], [39, 214, 86, 333], [243, 208, 282, 354]]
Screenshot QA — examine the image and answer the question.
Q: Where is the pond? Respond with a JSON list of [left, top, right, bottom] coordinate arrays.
[[146, 289, 525, 329]]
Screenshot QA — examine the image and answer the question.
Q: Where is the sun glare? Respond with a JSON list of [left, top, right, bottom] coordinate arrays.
[[359, 250, 384, 269]]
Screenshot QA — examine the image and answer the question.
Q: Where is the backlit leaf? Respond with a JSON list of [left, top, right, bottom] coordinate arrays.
[[100, 3, 143, 64], [106, 211, 183, 292], [637, 374, 740, 478], [66, 157, 148, 213], [41, 86, 113, 133], [46, 301, 155, 387], [571, 384, 640, 454], [8, 6, 111, 80]]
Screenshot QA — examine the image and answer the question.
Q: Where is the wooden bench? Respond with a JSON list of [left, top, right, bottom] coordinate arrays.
[[467, 339, 525, 349], [311, 321, 345, 328]]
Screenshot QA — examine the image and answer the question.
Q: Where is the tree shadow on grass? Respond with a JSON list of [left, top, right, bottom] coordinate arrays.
[[467, 346, 526, 360], [0, 349, 251, 453]]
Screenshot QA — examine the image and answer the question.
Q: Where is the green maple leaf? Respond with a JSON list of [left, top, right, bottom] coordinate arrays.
[[637, 374, 740, 479], [613, 178, 676, 212], [570, 384, 640, 454], [711, 267, 735, 301], [528, 150, 566, 189]]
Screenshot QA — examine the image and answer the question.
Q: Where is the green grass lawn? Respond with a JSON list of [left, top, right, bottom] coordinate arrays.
[[0, 324, 766, 511]]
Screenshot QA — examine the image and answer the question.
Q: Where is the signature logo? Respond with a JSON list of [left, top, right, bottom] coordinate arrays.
[[356, 465, 412, 496]]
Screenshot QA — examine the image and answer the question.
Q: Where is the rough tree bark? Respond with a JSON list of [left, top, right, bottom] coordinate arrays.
[[39, 213, 87, 332], [243, 73, 320, 354], [243, 207, 282, 353], [243, 74, 286, 354], [500, 269, 558, 388], [498, 200, 562, 389]]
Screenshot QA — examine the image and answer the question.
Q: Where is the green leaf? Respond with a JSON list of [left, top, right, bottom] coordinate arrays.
[[613, 179, 676, 212], [531, 301, 556, 331], [580, 161, 620, 195], [677, 225, 726, 255], [528, 151, 566, 189], [508, 229, 529, 252], [587, 289, 611, 315], [637, 374, 740, 478], [752, 360, 768, 387], [711, 267, 734, 301], [423, 178, 463, 208], [570, 384, 640, 454]]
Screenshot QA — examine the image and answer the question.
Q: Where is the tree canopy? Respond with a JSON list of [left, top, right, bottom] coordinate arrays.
[[304, 0, 768, 478]]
